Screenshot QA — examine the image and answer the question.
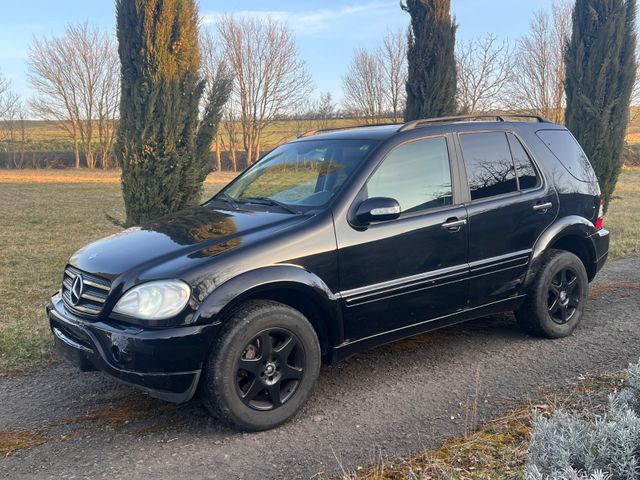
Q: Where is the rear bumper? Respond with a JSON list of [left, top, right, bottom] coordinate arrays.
[[589, 228, 609, 277], [47, 293, 221, 403]]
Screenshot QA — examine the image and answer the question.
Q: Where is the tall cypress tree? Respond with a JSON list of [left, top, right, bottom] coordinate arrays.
[[402, 0, 457, 121], [565, 0, 637, 210], [116, 0, 231, 226]]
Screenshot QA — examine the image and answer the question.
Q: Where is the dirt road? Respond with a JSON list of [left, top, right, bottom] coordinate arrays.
[[1, 257, 639, 479]]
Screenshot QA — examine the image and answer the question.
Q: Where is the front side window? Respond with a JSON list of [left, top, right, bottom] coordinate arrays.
[[460, 132, 517, 200], [219, 139, 378, 208], [365, 137, 453, 214]]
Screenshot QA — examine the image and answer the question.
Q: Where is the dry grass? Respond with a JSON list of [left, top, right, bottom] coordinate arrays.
[[0, 168, 238, 186], [0, 428, 49, 456], [0, 178, 223, 374], [606, 166, 640, 258], [0, 168, 637, 374], [66, 393, 164, 429], [345, 373, 626, 480], [589, 281, 640, 299]]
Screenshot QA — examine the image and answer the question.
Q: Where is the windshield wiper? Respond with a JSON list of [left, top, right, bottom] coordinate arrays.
[[239, 197, 300, 214], [215, 192, 239, 210]]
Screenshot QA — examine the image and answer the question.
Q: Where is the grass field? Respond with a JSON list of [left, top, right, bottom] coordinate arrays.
[[0, 118, 374, 154], [0, 167, 638, 375], [4, 109, 640, 151]]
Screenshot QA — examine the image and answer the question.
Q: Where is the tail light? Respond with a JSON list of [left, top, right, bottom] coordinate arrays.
[[595, 199, 604, 230]]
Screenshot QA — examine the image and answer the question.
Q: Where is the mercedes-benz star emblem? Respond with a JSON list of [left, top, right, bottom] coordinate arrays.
[[70, 275, 84, 306]]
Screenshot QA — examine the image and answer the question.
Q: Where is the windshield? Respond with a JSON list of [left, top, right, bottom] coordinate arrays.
[[216, 139, 378, 210]]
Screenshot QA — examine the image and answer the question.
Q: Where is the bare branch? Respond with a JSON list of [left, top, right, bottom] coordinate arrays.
[[456, 34, 513, 113], [216, 16, 312, 163], [27, 22, 119, 168], [506, 0, 572, 123], [343, 49, 386, 123]]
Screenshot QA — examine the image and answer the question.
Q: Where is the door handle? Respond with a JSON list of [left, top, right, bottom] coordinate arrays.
[[533, 202, 553, 213], [442, 218, 467, 231]]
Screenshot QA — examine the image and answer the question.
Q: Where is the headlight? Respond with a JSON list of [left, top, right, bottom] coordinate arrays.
[[113, 280, 191, 320]]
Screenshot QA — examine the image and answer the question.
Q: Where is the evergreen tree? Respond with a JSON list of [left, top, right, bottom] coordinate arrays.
[[115, 0, 231, 226], [402, 0, 457, 121], [565, 0, 637, 210]]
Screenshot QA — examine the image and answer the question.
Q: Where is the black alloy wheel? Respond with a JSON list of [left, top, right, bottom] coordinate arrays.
[[547, 267, 582, 325], [200, 300, 321, 431], [516, 249, 588, 339], [236, 328, 305, 411]]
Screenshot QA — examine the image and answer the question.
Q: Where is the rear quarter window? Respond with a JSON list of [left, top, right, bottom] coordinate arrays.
[[535, 129, 598, 183]]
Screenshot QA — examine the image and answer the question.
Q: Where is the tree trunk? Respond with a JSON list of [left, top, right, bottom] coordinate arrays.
[[215, 136, 221, 171], [74, 140, 80, 168]]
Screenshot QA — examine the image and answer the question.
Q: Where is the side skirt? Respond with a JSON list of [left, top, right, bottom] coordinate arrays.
[[327, 295, 526, 363]]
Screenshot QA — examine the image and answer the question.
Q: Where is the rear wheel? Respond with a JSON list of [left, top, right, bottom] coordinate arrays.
[[200, 300, 321, 431], [516, 249, 588, 338]]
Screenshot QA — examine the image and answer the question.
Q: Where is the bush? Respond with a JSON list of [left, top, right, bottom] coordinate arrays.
[[525, 360, 640, 480]]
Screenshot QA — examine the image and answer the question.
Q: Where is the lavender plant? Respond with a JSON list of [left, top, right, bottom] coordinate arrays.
[[525, 360, 640, 480]]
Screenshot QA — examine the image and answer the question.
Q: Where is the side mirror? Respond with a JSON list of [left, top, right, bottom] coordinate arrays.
[[354, 197, 401, 225]]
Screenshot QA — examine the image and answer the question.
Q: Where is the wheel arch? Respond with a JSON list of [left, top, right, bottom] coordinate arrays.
[[526, 216, 598, 288], [193, 265, 343, 361]]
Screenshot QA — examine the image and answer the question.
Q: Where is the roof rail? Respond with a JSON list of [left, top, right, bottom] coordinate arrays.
[[398, 114, 551, 132], [298, 122, 400, 138]]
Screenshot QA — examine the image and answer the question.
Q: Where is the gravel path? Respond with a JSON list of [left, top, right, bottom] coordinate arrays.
[[1, 257, 639, 480]]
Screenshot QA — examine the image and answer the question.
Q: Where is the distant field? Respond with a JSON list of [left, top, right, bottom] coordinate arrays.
[[1, 118, 382, 154], [0, 166, 638, 375], [4, 108, 640, 150]]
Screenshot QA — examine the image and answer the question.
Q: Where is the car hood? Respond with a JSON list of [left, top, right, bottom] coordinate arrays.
[[69, 205, 307, 280]]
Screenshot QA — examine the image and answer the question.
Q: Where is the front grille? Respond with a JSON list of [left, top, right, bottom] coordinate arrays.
[[61, 266, 112, 317]]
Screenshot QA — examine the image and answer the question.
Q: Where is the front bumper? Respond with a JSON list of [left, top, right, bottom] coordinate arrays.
[[47, 293, 221, 403]]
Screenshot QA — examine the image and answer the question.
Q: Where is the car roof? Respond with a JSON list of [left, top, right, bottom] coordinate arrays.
[[291, 116, 565, 143]]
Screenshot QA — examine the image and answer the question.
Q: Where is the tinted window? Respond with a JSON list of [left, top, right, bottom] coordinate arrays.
[[507, 133, 540, 190], [366, 137, 452, 214], [536, 129, 597, 182], [460, 132, 517, 200]]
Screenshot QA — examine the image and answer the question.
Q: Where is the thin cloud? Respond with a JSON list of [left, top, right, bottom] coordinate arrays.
[[202, 1, 399, 35]]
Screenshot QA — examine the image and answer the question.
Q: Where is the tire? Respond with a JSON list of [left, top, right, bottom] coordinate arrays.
[[516, 249, 589, 338], [200, 300, 321, 431]]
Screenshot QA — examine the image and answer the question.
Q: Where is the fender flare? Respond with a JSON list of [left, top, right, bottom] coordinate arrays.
[[193, 264, 343, 346], [525, 215, 597, 287]]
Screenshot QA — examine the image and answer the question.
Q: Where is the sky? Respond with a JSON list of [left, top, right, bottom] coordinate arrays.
[[0, 0, 559, 103]]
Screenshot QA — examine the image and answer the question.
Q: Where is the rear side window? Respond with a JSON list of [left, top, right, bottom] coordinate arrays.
[[366, 137, 452, 214], [536, 129, 597, 182], [459, 132, 517, 200], [507, 133, 540, 190]]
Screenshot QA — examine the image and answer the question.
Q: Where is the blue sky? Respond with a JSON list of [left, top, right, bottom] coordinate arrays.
[[0, 0, 558, 102]]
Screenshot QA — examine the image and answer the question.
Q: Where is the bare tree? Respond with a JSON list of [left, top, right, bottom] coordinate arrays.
[[343, 49, 386, 123], [28, 23, 119, 168], [456, 34, 513, 113], [631, 49, 640, 123], [507, 1, 572, 123], [312, 92, 335, 129], [380, 28, 408, 122], [217, 16, 312, 164], [0, 72, 18, 122]]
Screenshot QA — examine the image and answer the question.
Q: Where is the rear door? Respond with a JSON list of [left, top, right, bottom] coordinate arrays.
[[457, 130, 557, 307]]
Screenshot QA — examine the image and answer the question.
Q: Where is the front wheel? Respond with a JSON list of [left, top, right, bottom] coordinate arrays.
[[200, 300, 321, 431], [516, 249, 588, 338]]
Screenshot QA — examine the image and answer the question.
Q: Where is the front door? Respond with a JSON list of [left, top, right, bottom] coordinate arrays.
[[334, 135, 469, 341], [457, 131, 557, 307]]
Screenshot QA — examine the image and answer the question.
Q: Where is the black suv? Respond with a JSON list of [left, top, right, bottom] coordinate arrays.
[[48, 115, 609, 430]]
